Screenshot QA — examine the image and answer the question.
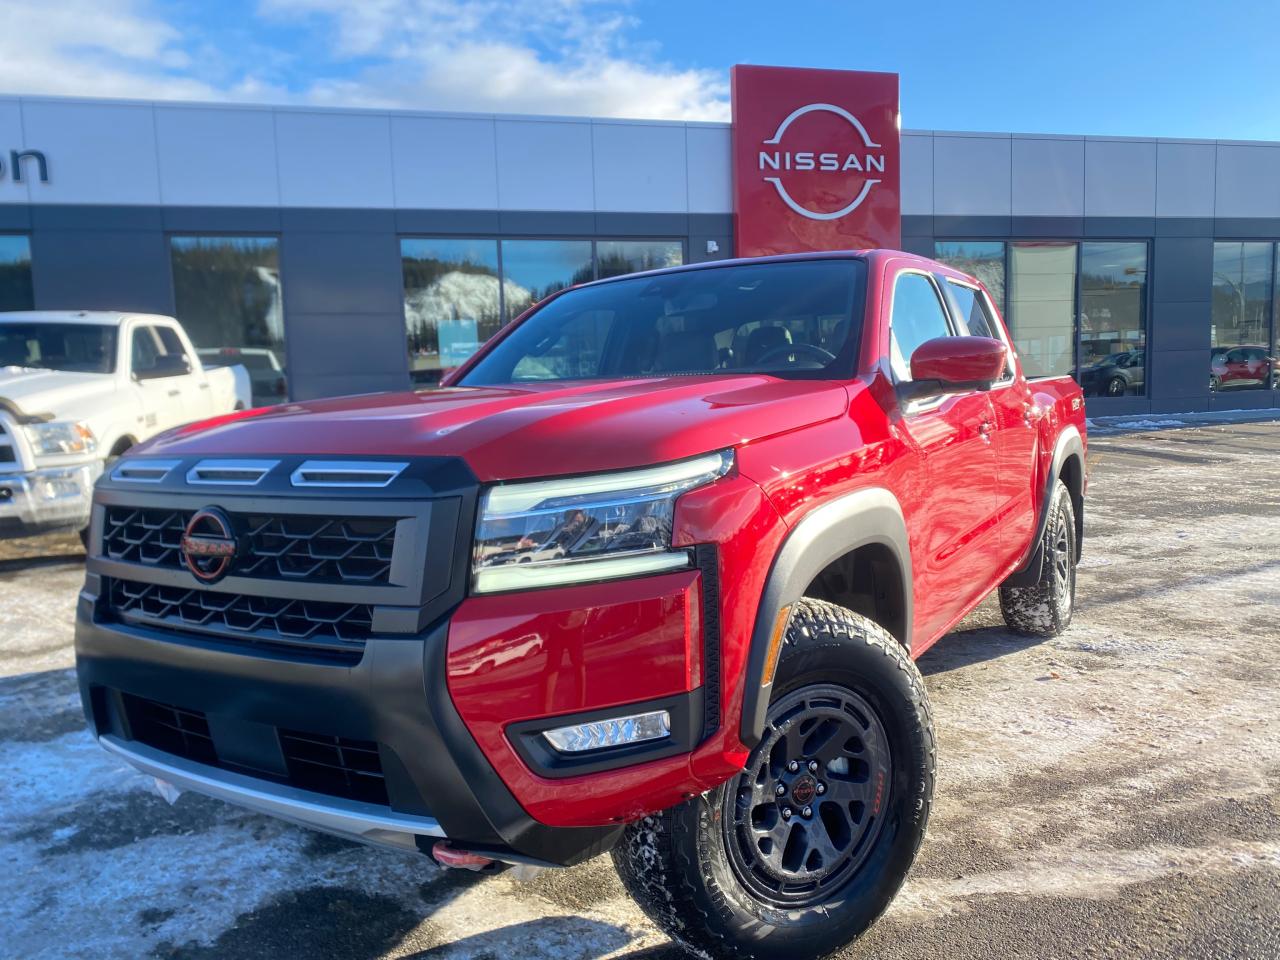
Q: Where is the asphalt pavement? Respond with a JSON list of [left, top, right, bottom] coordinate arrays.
[[1, 418, 1278, 959]]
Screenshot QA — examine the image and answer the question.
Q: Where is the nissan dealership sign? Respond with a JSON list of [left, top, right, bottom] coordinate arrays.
[[731, 65, 901, 256]]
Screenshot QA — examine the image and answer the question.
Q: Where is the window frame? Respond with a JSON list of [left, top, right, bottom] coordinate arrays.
[[1211, 237, 1278, 393], [939, 276, 1017, 388], [885, 266, 960, 389]]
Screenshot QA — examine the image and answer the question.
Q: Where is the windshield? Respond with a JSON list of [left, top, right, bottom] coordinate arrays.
[[460, 259, 866, 386], [0, 323, 118, 374]]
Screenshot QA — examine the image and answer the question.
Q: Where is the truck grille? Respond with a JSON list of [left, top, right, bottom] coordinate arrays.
[[107, 578, 372, 662], [122, 694, 390, 806], [102, 506, 399, 584]]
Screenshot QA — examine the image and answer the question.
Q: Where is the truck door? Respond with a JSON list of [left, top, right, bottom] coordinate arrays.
[[888, 269, 1002, 642], [940, 278, 1038, 567], [129, 324, 193, 435]]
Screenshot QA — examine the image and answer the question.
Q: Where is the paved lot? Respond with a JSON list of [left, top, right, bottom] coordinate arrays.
[[2, 419, 1279, 960]]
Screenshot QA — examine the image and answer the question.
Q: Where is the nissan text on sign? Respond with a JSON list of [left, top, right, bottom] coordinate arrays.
[[732, 64, 901, 257]]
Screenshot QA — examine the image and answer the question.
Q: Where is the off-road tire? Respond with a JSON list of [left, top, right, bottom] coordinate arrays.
[[612, 599, 935, 960], [999, 479, 1077, 636]]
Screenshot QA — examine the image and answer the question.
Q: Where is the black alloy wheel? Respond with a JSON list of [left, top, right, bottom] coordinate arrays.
[[724, 684, 892, 907]]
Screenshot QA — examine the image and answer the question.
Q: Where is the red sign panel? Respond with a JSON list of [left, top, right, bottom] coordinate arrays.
[[731, 65, 901, 257]]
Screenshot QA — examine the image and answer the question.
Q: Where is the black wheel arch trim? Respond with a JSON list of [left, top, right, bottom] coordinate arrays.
[[740, 486, 913, 748], [1004, 426, 1085, 588]]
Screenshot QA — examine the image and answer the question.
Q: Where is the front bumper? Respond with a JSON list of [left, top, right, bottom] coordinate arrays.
[[76, 580, 640, 866], [0, 462, 99, 537]]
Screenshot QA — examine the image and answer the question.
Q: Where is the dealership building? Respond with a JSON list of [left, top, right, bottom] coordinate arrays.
[[1, 68, 1278, 413]]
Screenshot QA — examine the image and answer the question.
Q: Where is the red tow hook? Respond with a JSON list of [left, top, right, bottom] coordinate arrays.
[[431, 841, 496, 871]]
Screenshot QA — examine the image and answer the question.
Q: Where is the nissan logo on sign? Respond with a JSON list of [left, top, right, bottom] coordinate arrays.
[[732, 65, 901, 257], [181, 507, 240, 583]]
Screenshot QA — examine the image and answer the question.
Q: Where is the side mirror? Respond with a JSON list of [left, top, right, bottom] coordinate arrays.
[[135, 354, 192, 380], [903, 336, 1007, 399]]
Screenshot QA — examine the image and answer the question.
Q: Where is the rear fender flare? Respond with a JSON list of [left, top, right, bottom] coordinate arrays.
[[739, 486, 912, 747], [1005, 425, 1084, 586]]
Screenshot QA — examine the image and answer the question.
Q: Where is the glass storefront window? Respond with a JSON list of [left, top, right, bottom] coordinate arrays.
[[0, 235, 34, 312], [401, 238, 502, 385], [596, 240, 683, 280], [170, 236, 285, 406], [1211, 242, 1274, 393], [1078, 242, 1148, 398], [933, 241, 1006, 313], [500, 240, 594, 320], [1008, 242, 1077, 379]]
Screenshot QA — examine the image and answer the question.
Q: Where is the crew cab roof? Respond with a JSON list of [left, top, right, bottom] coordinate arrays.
[[0, 310, 175, 326], [576, 248, 973, 288]]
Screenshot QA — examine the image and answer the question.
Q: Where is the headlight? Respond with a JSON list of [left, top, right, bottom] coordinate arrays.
[[24, 420, 97, 456], [472, 450, 733, 593]]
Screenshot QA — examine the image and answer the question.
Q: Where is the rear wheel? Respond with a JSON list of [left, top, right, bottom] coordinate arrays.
[[999, 479, 1076, 636], [613, 599, 934, 960], [1105, 376, 1126, 397]]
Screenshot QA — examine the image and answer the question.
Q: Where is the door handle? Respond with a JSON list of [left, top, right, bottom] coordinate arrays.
[[198, 382, 210, 390], [979, 420, 994, 441], [167, 389, 181, 398]]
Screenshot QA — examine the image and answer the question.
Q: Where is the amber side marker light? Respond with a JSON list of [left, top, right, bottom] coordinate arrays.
[[761, 604, 793, 687]]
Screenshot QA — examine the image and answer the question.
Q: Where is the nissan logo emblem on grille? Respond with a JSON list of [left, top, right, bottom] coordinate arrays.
[[181, 508, 239, 583]]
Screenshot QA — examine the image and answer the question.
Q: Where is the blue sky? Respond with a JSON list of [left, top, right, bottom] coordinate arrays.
[[2, 0, 1277, 139]]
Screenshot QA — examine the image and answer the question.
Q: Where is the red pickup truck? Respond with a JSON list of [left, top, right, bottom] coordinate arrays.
[[76, 250, 1085, 960]]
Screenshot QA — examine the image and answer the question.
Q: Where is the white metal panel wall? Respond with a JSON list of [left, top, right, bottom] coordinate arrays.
[[155, 105, 280, 207], [900, 133, 933, 216], [592, 121, 688, 213], [1084, 139, 1157, 218], [19, 100, 161, 205], [391, 115, 499, 210], [932, 133, 1013, 216], [1155, 141, 1216, 218], [275, 111, 396, 208], [0, 98, 29, 204], [1012, 136, 1084, 217], [1214, 143, 1280, 218], [686, 125, 732, 214]]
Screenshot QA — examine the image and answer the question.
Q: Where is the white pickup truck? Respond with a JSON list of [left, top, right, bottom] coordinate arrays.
[[0, 311, 251, 537]]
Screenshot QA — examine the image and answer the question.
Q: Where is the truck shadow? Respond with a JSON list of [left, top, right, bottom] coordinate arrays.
[[916, 625, 1047, 676]]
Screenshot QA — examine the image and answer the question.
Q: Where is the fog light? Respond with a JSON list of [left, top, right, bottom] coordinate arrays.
[[542, 710, 671, 754]]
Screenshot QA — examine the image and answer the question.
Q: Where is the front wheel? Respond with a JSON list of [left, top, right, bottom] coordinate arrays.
[[613, 599, 935, 960]]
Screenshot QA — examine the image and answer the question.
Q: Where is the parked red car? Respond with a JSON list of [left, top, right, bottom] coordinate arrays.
[[1210, 344, 1275, 391], [76, 251, 1086, 960]]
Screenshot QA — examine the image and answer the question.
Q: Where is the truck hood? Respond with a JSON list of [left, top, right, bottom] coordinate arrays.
[[139, 376, 850, 482], [0, 367, 116, 421]]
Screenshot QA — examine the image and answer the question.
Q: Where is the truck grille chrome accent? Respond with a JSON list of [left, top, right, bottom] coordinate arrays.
[[290, 460, 408, 488], [110, 459, 182, 483], [186, 459, 279, 485], [108, 578, 373, 660], [103, 506, 399, 584]]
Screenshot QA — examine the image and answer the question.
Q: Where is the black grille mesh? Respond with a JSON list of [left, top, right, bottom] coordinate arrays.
[[108, 578, 372, 660], [103, 506, 398, 584], [122, 694, 389, 806]]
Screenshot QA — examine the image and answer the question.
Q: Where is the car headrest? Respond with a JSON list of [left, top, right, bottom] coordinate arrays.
[[744, 325, 792, 365]]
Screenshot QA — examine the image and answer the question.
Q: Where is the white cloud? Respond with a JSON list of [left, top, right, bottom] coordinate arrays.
[[0, 0, 728, 121]]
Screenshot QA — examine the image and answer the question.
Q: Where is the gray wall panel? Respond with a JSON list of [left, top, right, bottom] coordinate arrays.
[[31, 205, 163, 231], [283, 312, 410, 377], [689, 214, 732, 236], [1209, 390, 1277, 411], [933, 216, 1011, 238], [1151, 237, 1213, 304], [594, 212, 689, 236], [281, 208, 396, 234], [1148, 349, 1209, 399], [1010, 216, 1083, 238], [1155, 218, 1214, 237], [498, 211, 596, 236], [279, 231, 403, 316], [901, 215, 934, 237], [1149, 300, 1210, 352], [688, 236, 732, 263], [161, 207, 282, 233], [1150, 396, 1209, 414], [1214, 218, 1280, 238], [395, 209, 501, 235], [0, 207, 31, 229], [1084, 217, 1155, 238], [290, 371, 412, 402], [30, 229, 174, 313], [900, 236, 935, 257]]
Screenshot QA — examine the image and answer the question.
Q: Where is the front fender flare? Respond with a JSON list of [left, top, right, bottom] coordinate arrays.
[[740, 487, 912, 747]]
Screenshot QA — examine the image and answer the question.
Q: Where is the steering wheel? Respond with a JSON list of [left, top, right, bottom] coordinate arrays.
[[754, 342, 837, 366]]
